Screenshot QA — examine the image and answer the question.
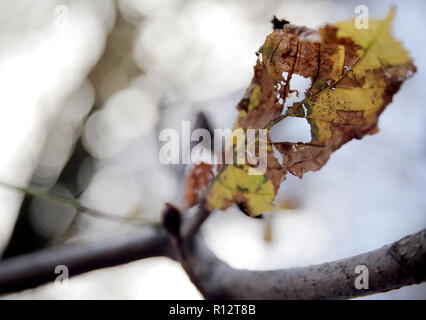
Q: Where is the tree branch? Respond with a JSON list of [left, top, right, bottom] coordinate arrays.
[[1, 208, 425, 300], [0, 226, 174, 295], [180, 202, 211, 241], [177, 228, 426, 299]]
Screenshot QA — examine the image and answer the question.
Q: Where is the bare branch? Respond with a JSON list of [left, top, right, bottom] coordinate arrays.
[[1, 209, 424, 300], [178, 228, 426, 299], [0, 226, 174, 295], [180, 202, 211, 241]]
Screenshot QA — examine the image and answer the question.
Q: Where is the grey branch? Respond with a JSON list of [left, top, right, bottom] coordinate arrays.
[[180, 201, 211, 240], [0, 226, 174, 295], [0, 219, 425, 299], [178, 228, 426, 299]]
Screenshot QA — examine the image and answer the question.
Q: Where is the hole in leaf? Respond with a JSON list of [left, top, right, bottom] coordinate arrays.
[[270, 116, 311, 143]]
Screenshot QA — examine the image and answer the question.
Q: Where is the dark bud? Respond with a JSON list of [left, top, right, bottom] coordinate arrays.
[[271, 15, 290, 30], [237, 202, 263, 219], [162, 203, 182, 237]]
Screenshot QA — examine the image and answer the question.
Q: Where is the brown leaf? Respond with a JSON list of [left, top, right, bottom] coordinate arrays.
[[189, 10, 417, 217], [183, 162, 215, 209]]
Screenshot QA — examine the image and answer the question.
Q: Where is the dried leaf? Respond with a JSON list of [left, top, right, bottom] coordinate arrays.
[[198, 9, 415, 217], [205, 164, 275, 215], [183, 162, 215, 209]]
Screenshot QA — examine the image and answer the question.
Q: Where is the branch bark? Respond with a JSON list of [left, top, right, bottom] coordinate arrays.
[[180, 201, 211, 241], [0, 226, 174, 295], [177, 227, 426, 299], [0, 214, 425, 299]]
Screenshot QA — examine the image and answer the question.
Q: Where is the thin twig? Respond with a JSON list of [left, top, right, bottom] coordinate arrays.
[[0, 181, 147, 225]]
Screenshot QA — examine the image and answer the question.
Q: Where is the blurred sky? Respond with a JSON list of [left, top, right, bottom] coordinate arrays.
[[0, 0, 425, 299]]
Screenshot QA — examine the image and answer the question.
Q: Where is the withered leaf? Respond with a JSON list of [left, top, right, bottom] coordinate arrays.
[[191, 9, 416, 217], [183, 162, 215, 209]]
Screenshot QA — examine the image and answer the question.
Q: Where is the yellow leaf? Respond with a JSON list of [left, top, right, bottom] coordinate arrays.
[[205, 165, 275, 217], [282, 9, 416, 175], [202, 9, 415, 217], [247, 85, 262, 111]]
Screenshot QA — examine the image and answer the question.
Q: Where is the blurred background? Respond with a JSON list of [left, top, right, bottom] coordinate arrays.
[[0, 0, 425, 299]]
